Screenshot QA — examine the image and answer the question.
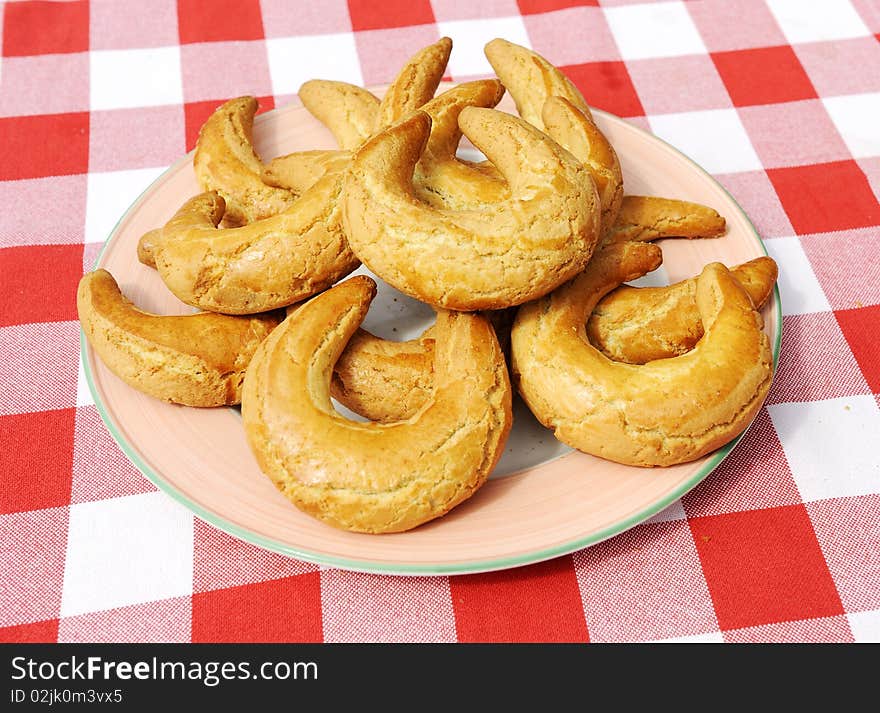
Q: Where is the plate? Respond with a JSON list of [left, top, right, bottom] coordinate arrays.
[[82, 85, 781, 575]]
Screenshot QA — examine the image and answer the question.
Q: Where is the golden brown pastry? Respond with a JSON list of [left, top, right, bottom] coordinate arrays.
[[241, 275, 512, 533], [151, 172, 358, 314], [342, 109, 600, 310], [78, 269, 280, 407], [376, 37, 452, 130], [192, 96, 298, 225], [329, 257, 777, 422], [588, 256, 778, 363], [542, 96, 623, 235], [511, 242, 774, 467], [484, 38, 591, 131], [263, 80, 507, 208], [604, 195, 727, 244], [298, 80, 379, 151]]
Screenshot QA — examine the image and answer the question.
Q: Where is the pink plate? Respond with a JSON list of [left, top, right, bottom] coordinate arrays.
[[82, 86, 781, 575]]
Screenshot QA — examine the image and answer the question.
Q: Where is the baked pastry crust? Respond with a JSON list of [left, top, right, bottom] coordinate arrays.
[[510, 242, 774, 467], [376, 37, 452, 130], [192, 96, 298, 225], [342, 109, 600, 310], [151, 175, 358, 314], [78, 269, 280, 406], [241, 275, 512, 533], [330, 256, 776, 422], [484, 38, 591, 131], [298, 80, 379, 151], [588, 256, 778, 364]]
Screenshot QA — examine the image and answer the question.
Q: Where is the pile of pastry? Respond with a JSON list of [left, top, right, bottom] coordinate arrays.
[[78, 38, 777, 534]]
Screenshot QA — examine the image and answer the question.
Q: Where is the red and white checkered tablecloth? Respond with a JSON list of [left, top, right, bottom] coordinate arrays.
[[1, 0, 879, 645]]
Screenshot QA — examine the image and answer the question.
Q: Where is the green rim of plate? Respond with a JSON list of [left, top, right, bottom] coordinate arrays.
[[81, 106, 783, 576]]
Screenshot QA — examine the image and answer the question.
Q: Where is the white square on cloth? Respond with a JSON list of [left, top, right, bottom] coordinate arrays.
[[438, 16, 531, 79], [823, 92, 880, 160], [604, 1, 707, 60], [90, 46, 183, 111], [763, 236, 832, 316], [767, 0, 871, 44], [648, 108, 763, 174], [61, 492, 193, 617], [768, 395, 880, 503], [265, 33, 363, 96], [85, 167, 166, 244], [848, 609, 880, 643]]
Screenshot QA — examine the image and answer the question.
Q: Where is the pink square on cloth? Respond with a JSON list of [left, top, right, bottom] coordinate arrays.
[[800, 226, 880, 311], [0, 175, 87, 248], [354, 24, 442, 86], [321, 570, 458, 643], [0, 506, 69, 627], [626, 54, 732, 115], [795, 36, 880, 97], [738, 99, 851, 170], [766, 312, 871, 405], [574, 519, 718, 642], [0, 53, 89, 118], [89, 105, 185, 173], [260, 0, 352, 36], [685, 0, 788, 52], [807, 495, 880, 613], [430, 0, 520, 21], [57, 597, 191, 643], [71, 406, 157, 505], [713, 170, 794, 238], [192, 518, 316, 594], [180, 40, 273, 103], [682, 407, 802, 518], [89, 0, 180, 50], [723, 616, 854, 643], [523, 5, 621, 65]]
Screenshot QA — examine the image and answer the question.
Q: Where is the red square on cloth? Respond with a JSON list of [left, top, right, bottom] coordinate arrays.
[[712, 46, 817, 107], [0, 619, 59, 643], [177, 0, 265, 44], [0, 113, 89, 181], [0, 409, 75, 514], [347, 0, 435, 32], [0, 244, 84, 327], [768, 160, 880, 235], [560, 61, 644, 118], [450, 556, 589, 642], [184, 95, 274, 152], [835, 305, 880, 394], [690, 505, 844, 631], [2, 1, 89, 57], [517, 0, 599, 13], [192, 573, 323, 642]]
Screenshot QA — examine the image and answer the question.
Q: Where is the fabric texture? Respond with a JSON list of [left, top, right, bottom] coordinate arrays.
[[1, 0, 879, 644]]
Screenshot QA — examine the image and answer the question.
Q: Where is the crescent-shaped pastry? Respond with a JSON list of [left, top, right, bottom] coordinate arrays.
[[342, 108, 600, 311], [241, 275, 513, 533], [329, 256, 777, 423], [192, 96, 298, 225], [588, 256, 778, 364], [604, 195, 728, 244], [78, 269, 280, 407], [376, 37, 452, 130], [152, 171, 359, 314], [262, 80, 507, 208], [484, 38, 591, 131], [510, 242, 774, 467], [298, 80, 379, 151], [541, 96, 623, 235]]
